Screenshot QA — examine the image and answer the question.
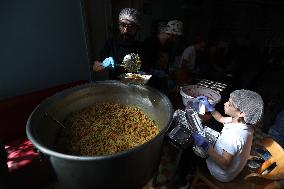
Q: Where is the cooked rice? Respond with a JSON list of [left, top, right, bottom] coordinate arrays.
[[56, 102, 159, 156]]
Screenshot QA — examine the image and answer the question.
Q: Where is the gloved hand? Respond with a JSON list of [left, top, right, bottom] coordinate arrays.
[[102, 57, 115, 68], [191, 132, 209, 151], [197, 96, 215, 112], [191, 132, 209, 152]]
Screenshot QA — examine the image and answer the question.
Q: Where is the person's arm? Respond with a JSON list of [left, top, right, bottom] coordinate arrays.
[[197, 96, 229, 124], [93, 61, 104, 72], [192, 132, 234, 170], [93, 39, 113, 72], [207, 146, 233, 170], [211, 110, 228, 124]]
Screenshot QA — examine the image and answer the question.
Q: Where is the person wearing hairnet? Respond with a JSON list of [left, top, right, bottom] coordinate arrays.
[[141, 20, 183, 93], [92, 8, 142, 80], [192, 89, 264, 182]]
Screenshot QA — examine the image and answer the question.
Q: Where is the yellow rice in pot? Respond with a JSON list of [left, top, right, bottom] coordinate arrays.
[[56, 102, 159, 156]]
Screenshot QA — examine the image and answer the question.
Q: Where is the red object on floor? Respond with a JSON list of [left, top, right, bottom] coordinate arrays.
[[5, 138, 38, 172], [5, 137, 54, 189], [0, 80, 88, 189]]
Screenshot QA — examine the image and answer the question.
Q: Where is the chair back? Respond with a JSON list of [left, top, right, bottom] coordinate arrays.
[[245, 137, 284, 184]]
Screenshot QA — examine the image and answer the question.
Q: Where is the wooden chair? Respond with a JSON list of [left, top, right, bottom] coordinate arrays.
[[189, 137, 284, 189]]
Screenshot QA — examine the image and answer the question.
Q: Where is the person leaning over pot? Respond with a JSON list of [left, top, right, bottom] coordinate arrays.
[[192, 89, 264, 182], [92, 8, 142, 80]]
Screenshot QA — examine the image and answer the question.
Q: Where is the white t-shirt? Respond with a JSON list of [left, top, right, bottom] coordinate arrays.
[[181, 46, 197, 72], [206, 118, 254, 182]]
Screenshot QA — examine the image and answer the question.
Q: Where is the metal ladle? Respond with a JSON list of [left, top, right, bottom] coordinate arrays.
[[118, 53, 141, 73]]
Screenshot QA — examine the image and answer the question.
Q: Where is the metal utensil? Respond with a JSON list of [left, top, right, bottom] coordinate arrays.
[[44, 112, 66, 129], [119, 53, 141, 73]]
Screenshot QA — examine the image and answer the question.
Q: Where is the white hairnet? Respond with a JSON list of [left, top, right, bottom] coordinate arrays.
[[160, 20, 183, 36], [119, 8, 141, 25], [230, 89, 264, 125], [157, 21, 168, 33]]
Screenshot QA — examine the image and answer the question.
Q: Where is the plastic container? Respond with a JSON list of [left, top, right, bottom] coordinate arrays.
[[180, 85, 222, 107]]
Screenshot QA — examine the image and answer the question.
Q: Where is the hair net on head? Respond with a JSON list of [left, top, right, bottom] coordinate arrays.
[[230, 89, 264, 125], [160, 20, 183, 36], [119, 8, 141, 25], [157, 21, 168, 33]]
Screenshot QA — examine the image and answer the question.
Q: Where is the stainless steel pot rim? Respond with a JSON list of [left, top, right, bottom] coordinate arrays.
[[26, 80, 173, 160]]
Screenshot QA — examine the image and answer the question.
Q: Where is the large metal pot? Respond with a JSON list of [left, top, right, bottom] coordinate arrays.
[[26, 81, 173, 189]]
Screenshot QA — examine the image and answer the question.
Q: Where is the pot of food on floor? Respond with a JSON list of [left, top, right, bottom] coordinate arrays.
[[26, 80, 173, 189]]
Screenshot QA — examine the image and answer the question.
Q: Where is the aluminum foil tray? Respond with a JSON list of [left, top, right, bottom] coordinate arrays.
[[167, 125, 191, 149], [196, 79, 227, 92], [204, 126, 220, 147], [168, 109, 221, 158], [119, 73, 152, 85]]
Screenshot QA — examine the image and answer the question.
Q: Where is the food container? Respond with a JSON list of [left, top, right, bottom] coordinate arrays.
[[26, 81, 173, 189], [119, 73, 152, 85], [180, 85, 221, 107]]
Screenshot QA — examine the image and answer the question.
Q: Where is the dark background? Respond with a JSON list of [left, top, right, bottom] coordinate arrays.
[[1, 0, 284, 128]]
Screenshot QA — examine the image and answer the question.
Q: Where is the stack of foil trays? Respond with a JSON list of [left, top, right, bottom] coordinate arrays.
[[167, 110, 192, 149], [196, 79, 227, 92], [167, 107, 220, 158]]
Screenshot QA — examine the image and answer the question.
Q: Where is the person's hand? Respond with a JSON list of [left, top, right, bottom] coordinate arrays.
[[197, 96, 215, 112], [102, 57, 115, 68], [191, 132, 209, 151]]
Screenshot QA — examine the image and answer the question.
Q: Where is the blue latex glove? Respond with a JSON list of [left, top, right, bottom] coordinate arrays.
[[197, 96, 215, 112], [102, 57, 115, 68], [191, 132, 209, 151]]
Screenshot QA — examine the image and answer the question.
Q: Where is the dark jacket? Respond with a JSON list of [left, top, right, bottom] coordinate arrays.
[[96, 36, 142, 80]]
